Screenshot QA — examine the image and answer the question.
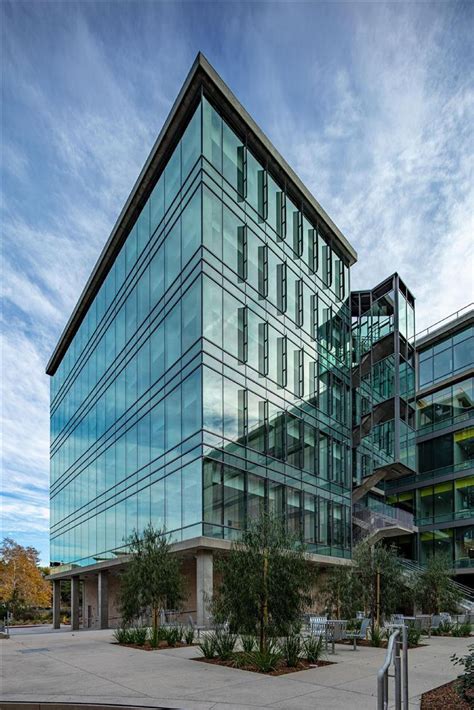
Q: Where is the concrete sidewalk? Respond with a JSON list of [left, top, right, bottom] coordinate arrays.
[[1, 627, 470, 709]]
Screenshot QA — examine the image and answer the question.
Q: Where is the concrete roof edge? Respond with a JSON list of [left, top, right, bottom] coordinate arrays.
[[46, 535, 350, 579]]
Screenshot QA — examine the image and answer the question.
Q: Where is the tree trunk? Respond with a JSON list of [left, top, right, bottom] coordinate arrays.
[[260, 550, 268, 653]]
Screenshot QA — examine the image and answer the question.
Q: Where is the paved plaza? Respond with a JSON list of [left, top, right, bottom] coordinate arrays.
[[1, 627, 470, 709]]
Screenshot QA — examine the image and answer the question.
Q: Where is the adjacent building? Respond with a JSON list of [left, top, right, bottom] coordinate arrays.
[[386, 306, 473, 583]]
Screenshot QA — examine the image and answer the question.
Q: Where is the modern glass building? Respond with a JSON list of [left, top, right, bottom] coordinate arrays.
[[47, 54, 357, 629], [386, 306, 474, 582]]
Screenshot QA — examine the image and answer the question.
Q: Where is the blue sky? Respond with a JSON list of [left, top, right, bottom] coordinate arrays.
[[2, 1, 473, 564]]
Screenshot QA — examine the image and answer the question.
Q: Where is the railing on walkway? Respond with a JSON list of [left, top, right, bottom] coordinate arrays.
[[415, 303, 473, 341], [353, 502, 415, 543], [377, 625, 408, 710], [399, 558, 474, 605]]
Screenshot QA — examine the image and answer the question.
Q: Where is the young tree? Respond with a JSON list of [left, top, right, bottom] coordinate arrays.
[[413, 553, 462, 614], [212, 513, 316, 652], [352, 541, 411, 630], [321, 541, 412, 628], [323, 565, 360, 620], [118, 525, 185, 637], [0, 538, 51, 617]]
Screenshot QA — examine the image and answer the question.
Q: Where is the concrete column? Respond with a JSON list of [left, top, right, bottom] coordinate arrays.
[[71, 576, 80, 631], [98, 571, 109, 629], [196, 550, 213, 627], [52, 579, 61, 629]]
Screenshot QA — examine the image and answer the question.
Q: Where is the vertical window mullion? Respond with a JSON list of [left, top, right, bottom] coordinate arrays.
[[281, 192, 286, 240], [297, 211, 303, 257], [277, 335, 287, 388], [263, 399, 269, 455], [339, 260, 345, 300], [297, 279, 303, 327], [296, 348, 304, 398], [237, 225, 248, 282], [314, 228, 319, 273], [258, 244, 268, 297], [263, 170, 268, 221], [242, 146, 248, 200], [264, 322, 269, 375], [258, 322, 269, 376], [238, 306, 248, 363], [238, 388, 248, 444], [327, 243, 333, 287], [277, 261, 287, 313]]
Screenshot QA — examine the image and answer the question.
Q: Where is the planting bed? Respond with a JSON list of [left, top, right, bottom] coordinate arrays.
[[194, 654, 334, 675], [420, 679, 471, 709], [114, 641, 194, 651]]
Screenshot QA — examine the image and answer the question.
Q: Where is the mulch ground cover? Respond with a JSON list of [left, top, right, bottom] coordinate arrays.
[[420, 679, 471, 709], [194, 654, 334, 676], [336, 639, 426, 649], [114, 641, 194, 651]]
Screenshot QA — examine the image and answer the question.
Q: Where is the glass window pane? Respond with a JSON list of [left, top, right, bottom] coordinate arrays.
[[182, 278, 201, 352], [165, 302, 181, 369], [454, 337, 473, 372], [203, 460, 222, 526], [203, 367, 223, 436], [182, 188, 201, 262], [203, 276, 222, 347], [203, 97, 222, 172], [181, 103, 201, 180], [203, 186, 222, 258], [165, 387, 181, 450], [165, 219, 181, 290], [222, 121, 244, 195], [164, 144, 181, 212], [165, 471, 182, 532], [223, 466, 245, 529], [182, 460, 202, 527], [182, 370, 201, 439], [150, 177, 164, 235], [433, 348, 452, 381]]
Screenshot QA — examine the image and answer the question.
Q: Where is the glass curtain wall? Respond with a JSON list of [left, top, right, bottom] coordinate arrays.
[[50, 93, 353, 565], [200, 96, 352, 557], [50, 103, 204, 564]]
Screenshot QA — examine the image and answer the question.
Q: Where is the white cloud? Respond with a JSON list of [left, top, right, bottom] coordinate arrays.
[[263, 4, 474, 330]]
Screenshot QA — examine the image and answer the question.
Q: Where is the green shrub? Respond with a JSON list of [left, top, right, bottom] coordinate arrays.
[[184, 626, 194, 645], [113, 627, 133, 644], [451, 643, 474, 704], [304, 634, 325, 663], [244, 644, 283, 673], [280, 634, 302, 667], [406, 626, 421, 647], [452, 622, 471, 637], [198, 632, 218, 659], [149, 624, 165, 649], [438, 620, 453, 635], [163, 625, 182, 647], [241, 634, 256, 653], [214, 630, 237, 660], [129, 626, 148, 646], [369, 625, 383, 647]]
